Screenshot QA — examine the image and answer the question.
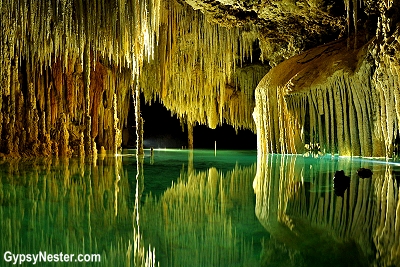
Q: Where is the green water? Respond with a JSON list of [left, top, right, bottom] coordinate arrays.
[[121, 149, 257, 196], [0, 150, 399, 266]]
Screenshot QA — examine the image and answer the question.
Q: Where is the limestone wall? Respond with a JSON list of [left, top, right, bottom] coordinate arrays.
[[253, 32, 400, 157]]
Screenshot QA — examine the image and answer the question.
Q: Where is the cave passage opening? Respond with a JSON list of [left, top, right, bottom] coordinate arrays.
[[124, 94, 257, 150]]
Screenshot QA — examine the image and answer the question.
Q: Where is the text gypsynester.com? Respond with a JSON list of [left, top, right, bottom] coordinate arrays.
[[3, 251, 101, 265]]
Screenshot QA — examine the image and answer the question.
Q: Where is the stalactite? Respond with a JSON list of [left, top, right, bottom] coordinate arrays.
[[140, 1, 263, 131], [345, 0, 351, 35], [92, 138, 97, 157], [1, 0, 381, 158], [187, 121, 194, 149], [345, 0, 371, 36], [90, 61, 106, 141], [134, 86, 144, 156], [113, 93, 122, 154], [0, 0, 162, 157], [57, 113, 71, 157], [45, 79, 52, 134], [79, 132, 85, 158], [333, 78, 346, 154], [352, 0, 358, 35], [98, 101, 105, 146], [83, 44, 92, 155], [27, 82, 39, 146], [2, 0, 270, 157], [53, 142, 59, 157], [66, 61, 75, 116], [254, 34, 400, 157]]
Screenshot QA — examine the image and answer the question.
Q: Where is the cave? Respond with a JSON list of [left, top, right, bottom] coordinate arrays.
[[1, 0, 400, 266], [0, 0, 399, 158], [0, 0, 396, 158]]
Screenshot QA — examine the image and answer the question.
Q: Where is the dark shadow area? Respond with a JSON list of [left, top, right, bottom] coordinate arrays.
[[194, 124, 256, 150], [125, 96, 257, 150]]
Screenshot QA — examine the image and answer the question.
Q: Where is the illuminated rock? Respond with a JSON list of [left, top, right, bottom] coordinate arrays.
[[0, 0, 396, 157], [254, 29, 400, 157]]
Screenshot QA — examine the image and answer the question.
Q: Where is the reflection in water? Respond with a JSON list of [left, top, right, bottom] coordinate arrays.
[[140, 164, 259, 267], [2, 151, 398, 266], [0, 156, 156, 267], [253, 154, 400, 267], [133, 154, 157, 267], [0, 150, 260, 267]]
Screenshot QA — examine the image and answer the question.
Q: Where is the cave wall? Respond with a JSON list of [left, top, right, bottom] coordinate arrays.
[[0, 0, 160, 157], [253, 37, 381, 156], [253, 2, 400, 157], [0, 57, 131, 157]]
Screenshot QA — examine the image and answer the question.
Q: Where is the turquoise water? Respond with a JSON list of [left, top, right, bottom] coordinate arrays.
[[0, 150, 399, 266], [121, 149, 257, 196]]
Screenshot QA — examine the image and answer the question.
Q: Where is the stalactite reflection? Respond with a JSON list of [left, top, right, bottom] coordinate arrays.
[[0, 156, 156, 267], [253, 154, 400, 267], [0, 150, 262, 266], [140, 163, 259, 267]]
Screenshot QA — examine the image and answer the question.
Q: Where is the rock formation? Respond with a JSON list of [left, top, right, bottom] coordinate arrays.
[[0, 0, 397, 157], [254, 2, 400, 157]]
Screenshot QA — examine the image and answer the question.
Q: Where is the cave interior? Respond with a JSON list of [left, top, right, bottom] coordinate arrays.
[[0, 0, 399, 157]]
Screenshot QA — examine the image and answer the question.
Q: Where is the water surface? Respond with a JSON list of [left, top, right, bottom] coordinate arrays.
[[0, 150, 399, 266]]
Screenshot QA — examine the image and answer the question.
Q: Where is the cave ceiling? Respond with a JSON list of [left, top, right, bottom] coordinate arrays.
[[181, 0, 379, 65]]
